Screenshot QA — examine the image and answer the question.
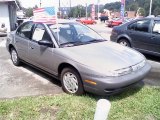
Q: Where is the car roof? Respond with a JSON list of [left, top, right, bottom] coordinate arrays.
[[26, 19, 77, 25], [133, 17, 160, 21]]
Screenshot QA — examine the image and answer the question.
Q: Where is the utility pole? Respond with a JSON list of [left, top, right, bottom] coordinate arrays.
[[97, 0, 100, 19], [70, 0, 71, 11], [59, 0, 61, 18], [40, 0, 42, 7], [86, 3, 88, 19], [149, 0, 153, 16], [97, 0, 100, 14], [59, 0, 61, 11]]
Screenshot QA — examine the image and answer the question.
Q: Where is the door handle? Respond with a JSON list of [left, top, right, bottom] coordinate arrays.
[[30, 47, 34, 49], [15, 40, 18, 43], [151, 36, 156, 39]]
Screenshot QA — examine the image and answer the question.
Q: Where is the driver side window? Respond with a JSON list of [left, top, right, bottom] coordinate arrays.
[[32, 24, 52, 42]]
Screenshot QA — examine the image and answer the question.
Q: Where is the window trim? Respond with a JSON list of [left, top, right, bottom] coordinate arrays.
[[128, 19, 151, 33], [127, 21, 137, 31], [16, 22, 34, 40], [31, 23, 55, 48]]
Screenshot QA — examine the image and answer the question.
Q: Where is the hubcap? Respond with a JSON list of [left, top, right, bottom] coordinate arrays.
[[11, 50, 18, 64], [120, 41, 128, 46], [63, 72, 78, 93]]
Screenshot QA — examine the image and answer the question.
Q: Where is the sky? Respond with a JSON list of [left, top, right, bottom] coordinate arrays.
[[20, 0, 120, 8]]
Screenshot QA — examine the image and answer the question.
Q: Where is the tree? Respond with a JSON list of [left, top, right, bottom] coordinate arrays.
[[103, 2, 121, 11], [68, 5, 85, 18], [127, 2, 138, 11], [23, 5, 38, 17], [137, 7, 145, 16], [15, 0, 22, 9], [24, 7, 33, 17], [153, 7, 160, 16], [102, 0, 160, 16]]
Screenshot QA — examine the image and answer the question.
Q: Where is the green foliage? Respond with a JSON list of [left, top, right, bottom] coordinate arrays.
[[68, 5, 86, 18], [153, 7, 160, 16], [103, 2, 121, 11], [23, 5, 38, 18], [24, 8, 33, 17], [103, 0, 160, 16], [0, 87, 160, 120], [137, 7, 146, 16]]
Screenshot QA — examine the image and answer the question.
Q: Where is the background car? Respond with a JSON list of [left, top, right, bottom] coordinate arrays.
[[0, 23, 7, 37], [6, 20, 150, 96], [111, 17, 160, 57], [76, 18, 97, 25], [107, 17, 133, 27]]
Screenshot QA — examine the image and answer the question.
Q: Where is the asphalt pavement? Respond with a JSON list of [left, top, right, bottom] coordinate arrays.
[[0, 23, 160, 99], [0, 37, 62, 99]]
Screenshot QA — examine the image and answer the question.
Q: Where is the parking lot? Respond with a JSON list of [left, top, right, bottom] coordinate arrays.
[[0, 23, 160, 99]]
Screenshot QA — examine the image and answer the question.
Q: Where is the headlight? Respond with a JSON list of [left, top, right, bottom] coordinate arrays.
[[106, 67, 132, 77], [105, 60, 146, 77], [132, 60, 146, 71], [84, 60, 146, 77]]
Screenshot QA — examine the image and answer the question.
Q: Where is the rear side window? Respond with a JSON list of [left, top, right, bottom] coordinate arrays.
[[16, 22, 34, 39], [128, 20, 151, 33], [153, 20, 160, 34], [128, 22, 137, 30]]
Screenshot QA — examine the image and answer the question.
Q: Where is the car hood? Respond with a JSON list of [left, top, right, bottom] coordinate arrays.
[[60, 41, 145, 71]]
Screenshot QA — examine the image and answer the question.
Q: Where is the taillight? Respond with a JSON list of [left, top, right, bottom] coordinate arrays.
[[111, 29, 117, 35]]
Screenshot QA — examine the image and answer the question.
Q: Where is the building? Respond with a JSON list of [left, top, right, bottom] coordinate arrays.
[[0, 0, 18, 32], [60, 7, 70, 18]]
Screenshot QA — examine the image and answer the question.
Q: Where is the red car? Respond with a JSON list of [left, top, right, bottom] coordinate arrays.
[[76, 18, 97, 25], [107, 18, 132, 27], [107, 18, 122, 27]]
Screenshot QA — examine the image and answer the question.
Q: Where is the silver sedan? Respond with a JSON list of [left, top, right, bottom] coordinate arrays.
[[6, 21, 151, 95]]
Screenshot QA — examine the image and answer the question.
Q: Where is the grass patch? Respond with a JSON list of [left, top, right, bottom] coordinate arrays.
[[0, 86, 160, 120]]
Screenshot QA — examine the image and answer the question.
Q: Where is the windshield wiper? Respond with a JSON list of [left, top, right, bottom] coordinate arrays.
[[85, 39, 107, 43], [60, 41, 84, 47]]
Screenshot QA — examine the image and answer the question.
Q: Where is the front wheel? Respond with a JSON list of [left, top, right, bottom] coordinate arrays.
[[118, 39, 131, 47], [10, 48, 21, 66], [61, 68, 84, 95]]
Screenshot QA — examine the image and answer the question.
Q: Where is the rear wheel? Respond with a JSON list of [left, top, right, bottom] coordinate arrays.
[[118, 39, 131, 47], [61, 68, 84, 95], [10, 48, 21, 66]]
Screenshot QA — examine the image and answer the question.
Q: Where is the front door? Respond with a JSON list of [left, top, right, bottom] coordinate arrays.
[[127, 19, 152, 50], [28, 23, 56, 74]]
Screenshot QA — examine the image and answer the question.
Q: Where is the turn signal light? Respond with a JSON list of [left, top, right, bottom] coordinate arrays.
[[85, 80, 97, 85]]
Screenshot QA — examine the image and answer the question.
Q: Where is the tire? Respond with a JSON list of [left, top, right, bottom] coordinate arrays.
[[118, 39, 131, 47], [60, 68, 84, 95], [10, 48, 21, 66]]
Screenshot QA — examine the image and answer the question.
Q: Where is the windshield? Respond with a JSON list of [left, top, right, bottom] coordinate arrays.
[[48, 23, 105, 47]]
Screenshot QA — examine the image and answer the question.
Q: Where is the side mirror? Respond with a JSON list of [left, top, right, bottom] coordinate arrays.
[[38, 40, 53, 47]]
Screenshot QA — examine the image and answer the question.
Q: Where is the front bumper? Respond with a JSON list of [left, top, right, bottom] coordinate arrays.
[[0, 32, 7, 37], [81, 63, 151, 95], [110, 34, 117, 42]]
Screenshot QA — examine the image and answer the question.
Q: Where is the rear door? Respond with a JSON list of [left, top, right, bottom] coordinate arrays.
[[28, 23, 57, 74], [15, 22, 34, 61], [127, 19, 152, 50]]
